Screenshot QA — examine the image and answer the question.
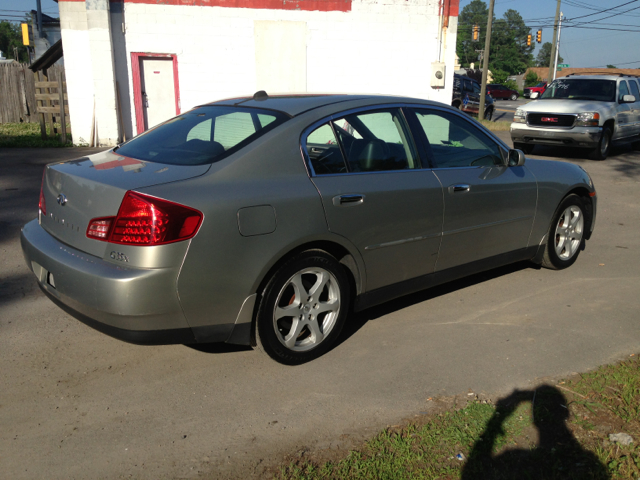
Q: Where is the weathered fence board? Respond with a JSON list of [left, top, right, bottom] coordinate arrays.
[[0, 64, 67, 125]]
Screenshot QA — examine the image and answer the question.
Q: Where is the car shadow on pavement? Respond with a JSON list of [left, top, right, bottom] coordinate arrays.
[[337, 260, 537, 349], [460, 386, 610, 480]]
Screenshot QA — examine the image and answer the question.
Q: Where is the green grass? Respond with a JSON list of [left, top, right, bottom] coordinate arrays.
[[0, 122, 74, 147], [274, 355, 640, 479], [478, 119, 512, 131]]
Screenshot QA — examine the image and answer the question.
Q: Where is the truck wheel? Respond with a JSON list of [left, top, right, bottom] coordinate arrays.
[[590, 127, 612, 160]]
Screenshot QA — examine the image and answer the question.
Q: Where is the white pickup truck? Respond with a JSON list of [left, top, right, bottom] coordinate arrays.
[[510, 74, 640, 160]]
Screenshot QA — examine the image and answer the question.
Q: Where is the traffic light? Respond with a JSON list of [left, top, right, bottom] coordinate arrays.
[[21, 23, 33, 46], [527, 34, 532, 46], [473, 25, 479, 41], [536, 29, 542, 43]]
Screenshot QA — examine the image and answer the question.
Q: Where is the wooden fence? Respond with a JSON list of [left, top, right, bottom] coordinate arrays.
[[0, 63, 68, 128]]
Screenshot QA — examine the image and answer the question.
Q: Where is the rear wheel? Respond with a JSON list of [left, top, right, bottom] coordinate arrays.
[[484, 108, 493, 121], [255, 250, 349, 365], [510, 93, 518, 101], [542, 195, 586, 270], [590, 127, 612, 160]]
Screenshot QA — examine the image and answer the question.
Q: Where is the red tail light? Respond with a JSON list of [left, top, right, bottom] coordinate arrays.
[[39, 169, 47, 216], [86, 191, 203, 246]]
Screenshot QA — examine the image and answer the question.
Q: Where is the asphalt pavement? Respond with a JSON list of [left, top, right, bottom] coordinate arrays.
[[1, 138, 639, 479]]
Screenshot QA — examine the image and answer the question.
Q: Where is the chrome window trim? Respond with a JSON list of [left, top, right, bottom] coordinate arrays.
[[300, 102, 511, 177]]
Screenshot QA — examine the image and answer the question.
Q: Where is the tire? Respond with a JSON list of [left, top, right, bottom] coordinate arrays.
[[255, 250, 350, 365], [514, 142, 534, 154], [542, 195, 586, 270], [484, 108, 493, 121], [453, 101, 462, 110], [510, 93, 518, 101], [590, 127, 612, 160]]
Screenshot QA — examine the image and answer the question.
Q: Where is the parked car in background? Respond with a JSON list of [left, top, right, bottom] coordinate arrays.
[[453, 73, 495, 120], [487, 84, 519, 101], [511, 74, 640, 159], [22, 93, 596, 365], [524, 82, 547, 98]]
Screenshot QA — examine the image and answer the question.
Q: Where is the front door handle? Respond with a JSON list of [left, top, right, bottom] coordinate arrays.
[[448, 184, 470, 194], [332, 194, 365, 207]]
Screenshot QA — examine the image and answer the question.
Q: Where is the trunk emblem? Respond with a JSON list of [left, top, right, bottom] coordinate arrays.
[[541, 117, 558, 123], [57, 194, 68, 206]]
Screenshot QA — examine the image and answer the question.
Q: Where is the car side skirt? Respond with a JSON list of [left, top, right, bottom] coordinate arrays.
[[354, 246, 540, 312]]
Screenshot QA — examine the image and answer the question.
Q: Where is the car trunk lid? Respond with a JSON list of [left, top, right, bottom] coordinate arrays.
[[40, 150, 210, 257]]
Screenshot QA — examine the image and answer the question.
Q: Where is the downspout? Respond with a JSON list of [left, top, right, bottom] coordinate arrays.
[[441, 0, 451, 63], [437, 0, 444, 62]]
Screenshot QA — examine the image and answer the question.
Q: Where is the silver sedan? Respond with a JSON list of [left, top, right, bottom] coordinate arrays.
[[21, 93, 597, 364]]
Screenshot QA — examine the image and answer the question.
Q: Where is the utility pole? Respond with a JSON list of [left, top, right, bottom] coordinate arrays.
[[552, 12, 564, 81], [548, 0, 561, 83], [478, 0, 495, 121]]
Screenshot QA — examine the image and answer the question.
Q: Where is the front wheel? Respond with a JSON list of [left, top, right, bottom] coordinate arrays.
[[510, 93, 518, 101], [590, 127, 612, 160], [542, 195, 586, 270], [255, 250, 350, 365], [484, 108, 493, 121]]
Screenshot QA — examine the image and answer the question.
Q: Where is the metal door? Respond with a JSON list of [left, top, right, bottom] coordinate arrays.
[[140, 58, 176, 130]]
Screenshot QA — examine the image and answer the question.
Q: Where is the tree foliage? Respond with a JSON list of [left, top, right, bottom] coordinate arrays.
[[536, 42, 563, 67], [525, 70, 540, 87], [0, 21, 29, 63], [607, 64, 617, 69], [456, 2, 534, 76]]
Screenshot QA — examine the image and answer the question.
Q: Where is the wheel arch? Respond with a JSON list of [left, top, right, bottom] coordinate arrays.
[[565, 186, 595, 240]]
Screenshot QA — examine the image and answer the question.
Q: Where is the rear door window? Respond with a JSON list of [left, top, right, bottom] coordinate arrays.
[[116, 106, 288, 165], [619, 81, 630, 102], [628, 80, 640, 102]]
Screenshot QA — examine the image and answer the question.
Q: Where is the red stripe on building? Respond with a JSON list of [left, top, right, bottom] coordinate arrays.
[[59, 0, 351, 12], [448, 0, 459, 17]]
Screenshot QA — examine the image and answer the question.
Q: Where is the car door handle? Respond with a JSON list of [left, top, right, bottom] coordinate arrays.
[[332, 194, 365, 206], [448, 184, 470, 193]]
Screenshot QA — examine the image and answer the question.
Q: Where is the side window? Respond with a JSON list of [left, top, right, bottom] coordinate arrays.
[[628, 80, 640, 102], [306, 124, 347, 175], [332, 109, 418, 172], [463, 80, 473, 92], [472, 82, 481, 94], [214, 112, 256, 150], [618, 81, 630, 102], [413, 109, 504, 168]]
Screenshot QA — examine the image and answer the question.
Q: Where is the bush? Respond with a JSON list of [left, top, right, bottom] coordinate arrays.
[[525, 71, 540, 87], [504, 79, 519, 91], [490, 69, 509, 85]]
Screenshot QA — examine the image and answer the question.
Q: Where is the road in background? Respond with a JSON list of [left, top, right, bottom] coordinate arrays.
[[490, 98, 530, 123], [1, 140, 639, 479]]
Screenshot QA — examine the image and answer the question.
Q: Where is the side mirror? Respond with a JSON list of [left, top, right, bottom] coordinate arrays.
[[508, 149, 526, 167], [621, 94, 636, 103]]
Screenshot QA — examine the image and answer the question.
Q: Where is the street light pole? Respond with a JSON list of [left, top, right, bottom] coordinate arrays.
[[552, 12, 564, 81], [548, 0, 561, 83], [478, 0, 495, 121]]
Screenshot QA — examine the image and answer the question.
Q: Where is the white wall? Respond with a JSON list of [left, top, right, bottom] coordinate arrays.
[[59, 0, 457, 146]]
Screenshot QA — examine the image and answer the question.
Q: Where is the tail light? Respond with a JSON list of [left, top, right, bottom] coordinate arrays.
[[87, 191, 203, 246], [39, 169, 47, 216]]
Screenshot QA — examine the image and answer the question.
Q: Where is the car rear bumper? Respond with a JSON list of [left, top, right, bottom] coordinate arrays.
[[510, 124, 602, 148], [21, 219, 197, 344]]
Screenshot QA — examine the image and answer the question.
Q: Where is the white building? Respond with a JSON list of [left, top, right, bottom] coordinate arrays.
[[58, 0, 459, 146]]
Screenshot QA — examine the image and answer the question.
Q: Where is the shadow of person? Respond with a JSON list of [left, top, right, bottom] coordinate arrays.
[[461, 385, 609, 479]]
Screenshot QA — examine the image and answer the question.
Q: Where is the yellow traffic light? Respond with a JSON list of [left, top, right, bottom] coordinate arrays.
[[21, 23, 32, 46], [473, 25, 479, 41], [536, 29, 542, 43], [527, 34, 532, 46]]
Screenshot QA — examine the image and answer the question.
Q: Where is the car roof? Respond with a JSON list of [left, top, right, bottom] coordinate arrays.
[[205, 93, 439, 117]]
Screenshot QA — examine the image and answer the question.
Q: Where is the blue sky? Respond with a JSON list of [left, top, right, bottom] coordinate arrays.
[[2, 0, 639, 69]]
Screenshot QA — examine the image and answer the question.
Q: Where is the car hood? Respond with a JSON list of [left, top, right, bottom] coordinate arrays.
[[521, 99, 615, 115]]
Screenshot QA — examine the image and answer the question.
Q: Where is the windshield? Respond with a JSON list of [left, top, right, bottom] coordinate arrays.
[[540, 79, 616, 102], [535, 82, 546, 88], [115, 106, 289, 165]]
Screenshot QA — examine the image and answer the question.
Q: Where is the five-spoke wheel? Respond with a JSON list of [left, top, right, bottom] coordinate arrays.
[[256, 250, 349, 364], [542, 195, 586, 269]]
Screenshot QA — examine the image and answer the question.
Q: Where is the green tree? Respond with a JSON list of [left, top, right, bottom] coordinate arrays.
[[0, 21, 28, 63], [607, 64, 617, 68], [536, 42, 562, 67], [525, 70, 540, 87], [456, 0, 492, 68], [489, 9, 534, 75]]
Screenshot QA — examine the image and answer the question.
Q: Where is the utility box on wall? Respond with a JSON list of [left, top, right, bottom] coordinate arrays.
[[431, 62, 446, 88]]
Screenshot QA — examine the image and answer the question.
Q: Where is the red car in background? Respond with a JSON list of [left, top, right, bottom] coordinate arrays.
[[524, 82, 547, 98], [487, 84, 519, 101]]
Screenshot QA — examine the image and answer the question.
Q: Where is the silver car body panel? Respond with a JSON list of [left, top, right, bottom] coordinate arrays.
[[20, 94, 598, 347]]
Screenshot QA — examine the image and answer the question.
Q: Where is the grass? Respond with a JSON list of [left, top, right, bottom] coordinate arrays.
[[0, 122, 74, 148], [274, 354, 640, 479], [478, 119, 512, 131]]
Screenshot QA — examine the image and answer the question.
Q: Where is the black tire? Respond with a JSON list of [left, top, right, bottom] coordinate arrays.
[[542, 194, 586, 270], [452, 101, 462, 110], [590, 127, 612, 160], [510, 93, 518, 101], [484, 108, 493, 121], [255, 250, 350, 365], [514, 142, 534, 154]]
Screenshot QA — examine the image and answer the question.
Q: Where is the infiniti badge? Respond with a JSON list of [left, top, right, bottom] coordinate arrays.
[[57, 194, 67, 206]]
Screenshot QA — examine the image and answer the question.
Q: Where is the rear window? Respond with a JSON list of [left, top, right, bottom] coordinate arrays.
[[115, 106, 288, 165]]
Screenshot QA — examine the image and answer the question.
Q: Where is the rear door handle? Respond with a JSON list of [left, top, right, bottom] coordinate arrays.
[[448, 184, 470, 193], [332, 194, 365, 206]]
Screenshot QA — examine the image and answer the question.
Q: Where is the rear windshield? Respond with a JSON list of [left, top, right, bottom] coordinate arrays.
[[115, 106, 289, 165], [540, 79, 616, 102]]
